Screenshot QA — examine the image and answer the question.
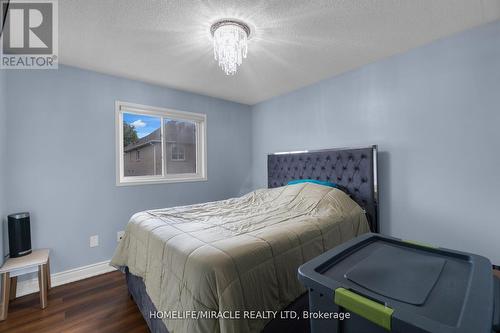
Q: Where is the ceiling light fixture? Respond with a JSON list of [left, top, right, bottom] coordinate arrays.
[[210, 20, 250, 75]]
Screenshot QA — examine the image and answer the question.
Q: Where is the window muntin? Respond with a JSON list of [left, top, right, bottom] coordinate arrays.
[[116, 102, 207, 185], [171, 144, 186, 161]]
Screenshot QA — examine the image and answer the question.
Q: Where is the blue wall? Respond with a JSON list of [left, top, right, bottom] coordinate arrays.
[[0, 69, 5, 264], [4, 65, 252, 273], [251, 21, 500, 264]]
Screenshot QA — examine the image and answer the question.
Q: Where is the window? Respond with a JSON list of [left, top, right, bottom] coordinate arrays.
[[116, 101, 207, 185], [171, 144, 185, 161]]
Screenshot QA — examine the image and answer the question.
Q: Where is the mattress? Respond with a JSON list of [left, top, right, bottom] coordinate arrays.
[[111, 183, 369, 333]]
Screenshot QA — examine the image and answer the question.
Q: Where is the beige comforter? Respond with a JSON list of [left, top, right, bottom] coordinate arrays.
[[111, 183, 369, 333]]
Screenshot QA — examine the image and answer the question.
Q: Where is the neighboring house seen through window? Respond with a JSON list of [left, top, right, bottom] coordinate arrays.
[[116, 101, 207, 185]]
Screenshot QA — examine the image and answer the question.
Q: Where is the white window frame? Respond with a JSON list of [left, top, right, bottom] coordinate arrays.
[[116, 101, 207, 186]]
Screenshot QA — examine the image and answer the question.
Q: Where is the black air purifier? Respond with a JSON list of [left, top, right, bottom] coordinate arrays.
[[8, 212, 32, 258]]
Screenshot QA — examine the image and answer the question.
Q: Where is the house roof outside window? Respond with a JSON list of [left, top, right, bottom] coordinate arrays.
[[124, 121, 195, 153]]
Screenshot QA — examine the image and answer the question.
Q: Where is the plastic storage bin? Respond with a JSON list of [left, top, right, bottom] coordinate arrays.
[[298, 233, 500, 333]]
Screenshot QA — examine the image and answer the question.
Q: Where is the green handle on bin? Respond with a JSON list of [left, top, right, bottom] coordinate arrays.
[[334, 288, 394, 331]]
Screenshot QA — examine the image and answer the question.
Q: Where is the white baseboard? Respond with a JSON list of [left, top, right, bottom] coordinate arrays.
[[15, 260, 116, 298]]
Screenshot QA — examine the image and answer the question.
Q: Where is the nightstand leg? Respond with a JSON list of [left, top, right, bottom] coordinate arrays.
[[38, 264, 48, 309], [0, 272, 11, 321], [9, 277, 17, 300], [46, 258, 51, 290]]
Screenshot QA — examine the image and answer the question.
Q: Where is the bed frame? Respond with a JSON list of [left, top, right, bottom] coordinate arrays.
[[126, 145, 379, 333]]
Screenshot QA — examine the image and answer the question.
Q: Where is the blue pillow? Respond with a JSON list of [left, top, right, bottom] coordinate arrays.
[[287, 179, 338, 188]]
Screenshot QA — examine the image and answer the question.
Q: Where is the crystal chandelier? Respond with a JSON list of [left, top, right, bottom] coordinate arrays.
[[210, 20, 250, 75]]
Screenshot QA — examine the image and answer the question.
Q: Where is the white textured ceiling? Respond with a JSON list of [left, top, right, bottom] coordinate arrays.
[[60, 0, 500, 105]]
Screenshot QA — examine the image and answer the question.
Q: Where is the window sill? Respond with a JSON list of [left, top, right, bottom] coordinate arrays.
[[116, 176, 207, 187]]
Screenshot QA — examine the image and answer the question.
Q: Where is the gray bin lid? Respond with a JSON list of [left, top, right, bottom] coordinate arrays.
[[345, 246, 445, 305]]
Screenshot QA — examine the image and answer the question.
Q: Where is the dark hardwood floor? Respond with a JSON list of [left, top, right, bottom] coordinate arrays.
[[0, 271, 149, 333]]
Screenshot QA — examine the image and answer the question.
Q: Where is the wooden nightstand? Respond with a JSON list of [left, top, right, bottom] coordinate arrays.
[[0, 249, 51, 321]]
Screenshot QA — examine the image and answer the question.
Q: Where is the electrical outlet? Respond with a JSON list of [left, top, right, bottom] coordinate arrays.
[[117, 230, 125, 242], [90, 235, 99, 248]]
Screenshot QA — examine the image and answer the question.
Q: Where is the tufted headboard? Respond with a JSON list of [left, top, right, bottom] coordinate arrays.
[[267, 146, 379, 232]]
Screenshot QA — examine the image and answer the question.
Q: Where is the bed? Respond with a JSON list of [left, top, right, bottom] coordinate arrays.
[[111, 146, 379, 333]]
